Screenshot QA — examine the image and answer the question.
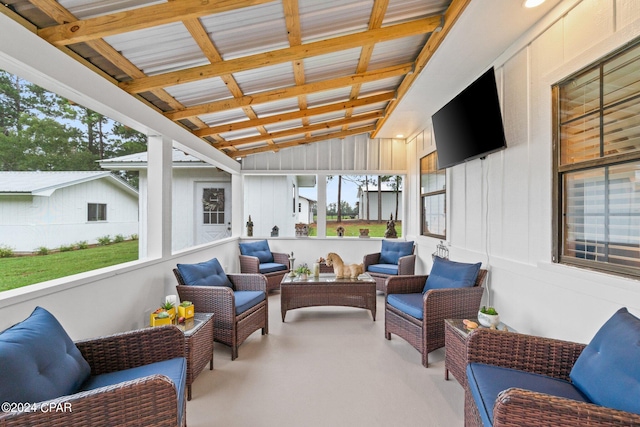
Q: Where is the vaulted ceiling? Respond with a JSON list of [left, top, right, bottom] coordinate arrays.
[[1, 0, 470, 158]]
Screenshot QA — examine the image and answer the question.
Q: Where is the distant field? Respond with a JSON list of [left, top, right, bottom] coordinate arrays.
[[0, 240, 138, 291]]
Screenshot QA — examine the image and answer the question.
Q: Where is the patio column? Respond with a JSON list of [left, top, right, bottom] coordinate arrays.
[[146, 135, 173, 258], [316, 174, 327, 237]]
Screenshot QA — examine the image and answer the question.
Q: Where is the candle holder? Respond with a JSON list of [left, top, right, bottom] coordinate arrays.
[[288, 252, 296, 277]]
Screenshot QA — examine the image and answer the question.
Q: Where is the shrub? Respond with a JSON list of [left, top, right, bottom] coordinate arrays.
[[97, 235, 111, 246], [0, 245, 15, 258], [36, 246, 49, 256], [130, 234, 139, 240], [59, 244, 75, 252], [114, 234, 125, 243], [75, 241, 89, 250]]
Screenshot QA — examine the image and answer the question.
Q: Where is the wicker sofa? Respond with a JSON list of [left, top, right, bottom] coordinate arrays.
[[0, 307, 186, 427], [465, 307, 640, 427]]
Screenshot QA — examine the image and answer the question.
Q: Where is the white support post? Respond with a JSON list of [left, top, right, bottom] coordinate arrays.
[[146, 135, 173, 258], [316, 174, 327, 238]]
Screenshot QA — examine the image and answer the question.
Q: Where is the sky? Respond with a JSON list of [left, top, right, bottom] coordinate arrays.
[[299, 177, 361, 207]]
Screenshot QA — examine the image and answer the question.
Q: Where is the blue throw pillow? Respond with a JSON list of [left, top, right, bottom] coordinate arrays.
[[423, 257, 481, 293], [379, 240, 414, 265], [177, 258, 233, 288], [570, 307, 640, 415], [239, 240, 274, 264], [0, 306, 91, 404]]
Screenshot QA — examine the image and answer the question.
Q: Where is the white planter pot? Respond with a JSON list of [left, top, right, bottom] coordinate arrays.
[[477, 311, 500, 327]]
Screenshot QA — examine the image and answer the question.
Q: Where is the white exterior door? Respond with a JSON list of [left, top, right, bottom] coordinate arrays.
[[195, 182, 231, 244]]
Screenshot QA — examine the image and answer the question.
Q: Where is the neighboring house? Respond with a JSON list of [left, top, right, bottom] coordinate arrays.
[[100, 149, 232, 254], [357, 183, 403, 221], [298, 196, 315, 224], [0, 171, 138, 252]]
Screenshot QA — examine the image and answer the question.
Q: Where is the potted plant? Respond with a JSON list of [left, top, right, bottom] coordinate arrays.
[[161, 301, 176, 320], [477, 306, 500, 328], [150, 309, 172, 327], [178, 300, 194, 319], [295, 263, 311, 280]]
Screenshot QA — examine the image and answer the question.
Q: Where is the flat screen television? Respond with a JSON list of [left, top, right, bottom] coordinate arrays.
[[431, 67, 507, 169]]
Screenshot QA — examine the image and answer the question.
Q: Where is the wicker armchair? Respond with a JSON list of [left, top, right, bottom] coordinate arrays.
[[384, 269, 487, 368], [464, 328, 640, 427], [239, 240, 290, 292], [174, 269, 268, 360], [363, 240, 416, 293], [0, 325, 186, 427]]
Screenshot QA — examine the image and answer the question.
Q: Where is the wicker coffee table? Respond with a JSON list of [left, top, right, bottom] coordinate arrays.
[[280, 273, 376, 321]]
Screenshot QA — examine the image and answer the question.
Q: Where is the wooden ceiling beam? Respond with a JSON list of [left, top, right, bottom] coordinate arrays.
[[195, 91, 394, 137], [38, 0, 275, 46], [215, 111, 383, 148], [165, 63, 411, 121], [120, 17, 439, 94], [371, 0, 472, 138], [230, 126, 376, 158]]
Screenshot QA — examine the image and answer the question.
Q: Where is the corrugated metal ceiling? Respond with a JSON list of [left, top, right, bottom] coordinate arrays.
[[2, 0, 461, 158]]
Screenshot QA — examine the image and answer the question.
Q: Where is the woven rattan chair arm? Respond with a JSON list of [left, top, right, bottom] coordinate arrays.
[[75, 326, 184, 375], [493, 388, 640, 427], [423, 286, 484, 323], [385, 275, 428, 294], [272, 252, 290, 267], [228, 273, 267, 292], [239, 255, 260, 273], [0, 375, 180, 427], [176, 284, 234, 319], [397, 254, 416, 274], [363, 252, 381, 269], [467, 329, 586, 380]]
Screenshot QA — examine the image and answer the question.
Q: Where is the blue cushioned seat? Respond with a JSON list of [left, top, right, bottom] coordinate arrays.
[[379, 240, 414, 264], [467, 363, 590, 427], [367, 264, 398, 275], [235, 290, 267, 315], [259, 262, 287, 274], [387, 293, 424, 320], [0, 306, 91, 404], [569, 307, 640, 415], [80, 357, 187, 423], [423, 257, 481, 293], [177, 257, 233, 288], [239, 240, 274, 263]]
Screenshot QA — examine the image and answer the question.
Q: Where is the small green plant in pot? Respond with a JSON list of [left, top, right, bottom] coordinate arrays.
[[295, 263, 311, 278], [478, 306, 500, 327]]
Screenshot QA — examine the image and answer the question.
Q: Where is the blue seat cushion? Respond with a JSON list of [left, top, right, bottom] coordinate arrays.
[[379, 240, 414, 265], [570, 307, 640, 415], [239, 240, 274, 263], [235, 290, 266, 315], [387, 293, 423, 320], [424, 257, 481, 293], [467, 363, 590, 427], [177, 258, 232, 288], [0, 306, 91, 404], [259, 262, 287, 274], [80, 357, 186, 424], [367, 264, 399, 275]]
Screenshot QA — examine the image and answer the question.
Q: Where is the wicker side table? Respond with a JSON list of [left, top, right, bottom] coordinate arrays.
[[444, 318, 515, 389], [177, 312, 214, 400]]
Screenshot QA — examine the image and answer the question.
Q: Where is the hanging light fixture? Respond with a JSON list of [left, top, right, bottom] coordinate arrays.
[[523, 0, 545, 7]]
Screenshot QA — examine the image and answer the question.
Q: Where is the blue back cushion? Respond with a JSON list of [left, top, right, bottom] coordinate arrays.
[[0, 306, 91, 403], [379, 240, 414, 265], [423, 257, 481, 293], [177, 258, 233, 288], [570, 307, 640, 415], [239, 240, 274, 263]]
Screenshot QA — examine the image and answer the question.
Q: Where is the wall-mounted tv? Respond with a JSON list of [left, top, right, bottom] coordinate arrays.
[[431, 67, 507, 170]]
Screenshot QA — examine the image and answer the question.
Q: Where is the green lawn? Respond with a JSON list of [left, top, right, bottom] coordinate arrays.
[[308, 220, 402, 237], [0, 240, 139, 292]]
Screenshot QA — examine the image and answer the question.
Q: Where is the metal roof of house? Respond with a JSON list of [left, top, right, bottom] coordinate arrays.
[[0, 171, 138, 197], [99, 148, 213, 169]]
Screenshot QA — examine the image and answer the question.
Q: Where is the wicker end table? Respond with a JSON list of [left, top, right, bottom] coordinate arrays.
[[175, 312, 214, 400], [444, 318, 515, 388]]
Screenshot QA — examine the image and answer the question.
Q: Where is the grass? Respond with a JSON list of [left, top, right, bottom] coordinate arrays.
[[0, 240, 138, 292], [308, 220, 402, 238]]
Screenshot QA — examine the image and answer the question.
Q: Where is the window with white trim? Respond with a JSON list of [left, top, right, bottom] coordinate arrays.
[[87, 203, 107, 222], [420, 152, 445, 238]]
